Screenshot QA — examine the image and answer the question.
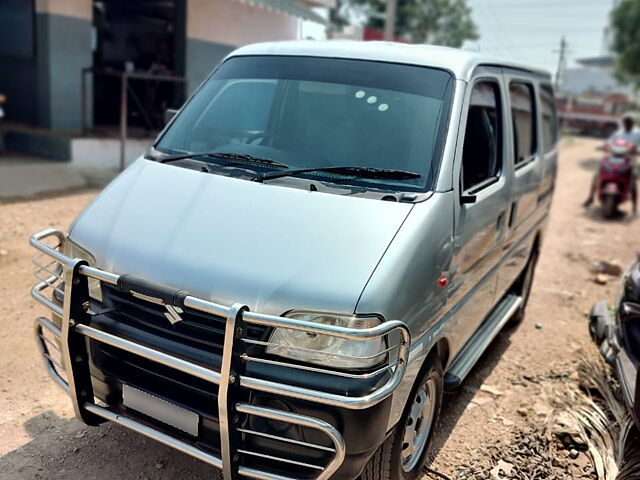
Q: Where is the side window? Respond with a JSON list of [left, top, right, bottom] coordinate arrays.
[[540, 84, 558, 153], [509, 82, 537, 164], [462, 81, 502, 192]]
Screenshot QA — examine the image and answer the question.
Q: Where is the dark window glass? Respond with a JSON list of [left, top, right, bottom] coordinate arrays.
[[462, 81, 502, 191], [509, 83, 536, 163], [157, 56, 454, 192], [540, 84, 558, 153], [188, 80, 277, 143]]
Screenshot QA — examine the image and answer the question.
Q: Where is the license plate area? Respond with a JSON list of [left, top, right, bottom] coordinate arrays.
[[122, 384, 199, 437]]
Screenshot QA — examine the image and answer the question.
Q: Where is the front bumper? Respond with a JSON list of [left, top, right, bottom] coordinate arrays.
[[30, 228, 410, 480]]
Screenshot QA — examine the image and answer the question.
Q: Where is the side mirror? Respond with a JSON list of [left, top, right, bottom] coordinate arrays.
[[164, 108, 178, 125], [460, 194, 477, 205]]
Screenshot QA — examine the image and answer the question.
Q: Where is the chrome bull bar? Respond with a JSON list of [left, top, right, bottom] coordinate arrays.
[[30, 228, 411, 480]]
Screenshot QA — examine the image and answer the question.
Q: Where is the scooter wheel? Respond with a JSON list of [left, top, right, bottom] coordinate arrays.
[[602, 195, 618, 218]]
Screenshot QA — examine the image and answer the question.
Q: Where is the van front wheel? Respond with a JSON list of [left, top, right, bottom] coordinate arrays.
[[361, 358, 443, 480]]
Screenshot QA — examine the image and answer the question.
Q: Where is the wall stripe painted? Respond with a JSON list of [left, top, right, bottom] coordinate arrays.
[[35, 0, 92, 20]]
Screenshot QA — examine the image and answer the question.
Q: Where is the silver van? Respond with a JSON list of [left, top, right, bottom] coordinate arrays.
[[30, 41, 557, 480]]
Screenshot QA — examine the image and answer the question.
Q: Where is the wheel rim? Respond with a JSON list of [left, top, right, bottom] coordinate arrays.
[[401, 377, 437, 472]]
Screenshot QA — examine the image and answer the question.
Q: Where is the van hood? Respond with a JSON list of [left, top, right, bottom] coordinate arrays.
[[69, 159, 413, 315]]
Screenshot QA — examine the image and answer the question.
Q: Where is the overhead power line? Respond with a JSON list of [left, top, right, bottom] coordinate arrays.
[[482, 0, 533, 62]]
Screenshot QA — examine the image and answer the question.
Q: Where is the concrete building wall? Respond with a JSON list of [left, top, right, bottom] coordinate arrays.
[[0, 0, 92, 131], [185, 0, 299, 93]]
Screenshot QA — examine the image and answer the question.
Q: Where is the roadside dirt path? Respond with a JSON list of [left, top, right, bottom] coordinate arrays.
[[0, 137, 638, 479]]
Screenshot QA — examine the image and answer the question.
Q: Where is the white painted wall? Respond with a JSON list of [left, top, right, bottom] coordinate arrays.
[[187, 0, 299, 45], [71, 138, 150, 169]]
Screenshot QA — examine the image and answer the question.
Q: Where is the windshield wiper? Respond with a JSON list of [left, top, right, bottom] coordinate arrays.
[[156, 151, 289, 169], [154, 153, 420, 183], [258, 165, 421, 182]]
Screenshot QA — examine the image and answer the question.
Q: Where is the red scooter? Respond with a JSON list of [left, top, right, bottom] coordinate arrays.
[[597, 139, 635, 218]]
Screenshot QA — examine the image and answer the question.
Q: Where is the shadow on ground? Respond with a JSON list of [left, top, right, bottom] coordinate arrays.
[[0, 411, 220, 480], [583, 205, 636, 224], [578, 157, 601, 171], [425, 322, 519, 471]]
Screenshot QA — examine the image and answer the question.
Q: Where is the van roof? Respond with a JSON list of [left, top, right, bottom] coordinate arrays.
[[228, 40, 552, 82]]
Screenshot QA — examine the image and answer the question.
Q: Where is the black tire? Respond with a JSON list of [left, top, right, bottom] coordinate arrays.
[[602, 194, 618, 218], [510, 248, 539, 325], [361, 357, 443, 480]]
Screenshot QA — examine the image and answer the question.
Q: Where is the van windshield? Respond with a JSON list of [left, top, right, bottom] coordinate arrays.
[[156, 55, 454, 191]]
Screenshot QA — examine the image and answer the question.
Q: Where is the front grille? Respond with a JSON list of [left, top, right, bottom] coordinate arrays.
[[87, 284, 264, 442], [100, 285, 267, 354], [93, 342, 221, 416]]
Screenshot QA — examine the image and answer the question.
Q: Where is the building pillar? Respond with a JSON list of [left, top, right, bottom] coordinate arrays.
[[35, 0, 92, 131]]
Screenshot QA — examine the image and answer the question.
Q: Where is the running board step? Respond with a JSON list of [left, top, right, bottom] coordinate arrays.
[[444, 294, 523, 391]]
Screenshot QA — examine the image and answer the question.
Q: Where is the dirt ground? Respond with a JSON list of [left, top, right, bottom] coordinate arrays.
[[0, 137, 638, 479]]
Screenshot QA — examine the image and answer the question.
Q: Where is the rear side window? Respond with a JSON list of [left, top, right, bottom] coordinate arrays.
[[509, 82, 537, 164], [540, 84, 558, 153], [462, 81, 502, 191]]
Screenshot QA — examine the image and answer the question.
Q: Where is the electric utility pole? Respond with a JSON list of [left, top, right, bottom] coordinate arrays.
[[554, 36, 568, 92], [384, 0, 397, 41]]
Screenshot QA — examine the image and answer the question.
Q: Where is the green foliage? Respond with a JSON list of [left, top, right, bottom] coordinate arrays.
[[611, 0, 640, 87], [352, 0, 478, 46]]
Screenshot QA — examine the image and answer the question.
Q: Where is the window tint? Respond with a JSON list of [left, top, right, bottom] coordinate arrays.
[[462, 81, 502, 191], [188, 80, 277, 150], [540, 84, 558, 153], [509, 83, 536, 163]]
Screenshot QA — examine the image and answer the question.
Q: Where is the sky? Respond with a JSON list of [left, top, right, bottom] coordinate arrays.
[[302, 0, 617, 75], [463, 0, 617, 74]]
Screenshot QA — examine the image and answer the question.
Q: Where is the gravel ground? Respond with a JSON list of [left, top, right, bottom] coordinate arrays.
[[0, 137, 638, 479]]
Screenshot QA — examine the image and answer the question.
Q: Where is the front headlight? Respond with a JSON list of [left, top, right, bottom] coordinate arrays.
[[266, 312, 387, 370], [63, 239, 103, 302]]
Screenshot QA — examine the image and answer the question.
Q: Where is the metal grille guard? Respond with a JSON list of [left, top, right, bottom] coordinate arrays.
[[30, 228, 411, 480]]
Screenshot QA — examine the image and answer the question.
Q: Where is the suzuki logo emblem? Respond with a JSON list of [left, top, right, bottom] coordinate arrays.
[[164, 305, 184, 325], [129, 290, 185, 325]]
